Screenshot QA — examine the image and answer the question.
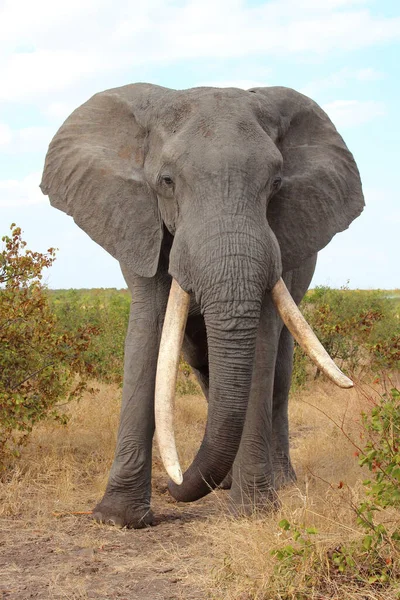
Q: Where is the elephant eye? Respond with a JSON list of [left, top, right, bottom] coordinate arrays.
[[272, 176, 282, 191], [162, 176, 174, 186]]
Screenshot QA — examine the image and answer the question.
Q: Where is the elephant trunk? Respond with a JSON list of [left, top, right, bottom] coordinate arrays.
[[168, 293, 262, 501], [166, 221, 272, 501]]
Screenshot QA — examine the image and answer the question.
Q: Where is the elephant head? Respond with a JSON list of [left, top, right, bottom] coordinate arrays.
[[41, 84, 364, 502]]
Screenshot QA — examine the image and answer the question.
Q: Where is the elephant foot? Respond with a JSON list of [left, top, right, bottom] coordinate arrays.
[[92, 498, 154, 529], [228, 489, 281, 517], [229, 475, 281, 517], [218, 470, 232, 490], [273, 455, 297, 490], [274, 469, 297, 490]]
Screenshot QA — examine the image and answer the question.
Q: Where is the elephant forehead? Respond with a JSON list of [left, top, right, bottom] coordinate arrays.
[[157, 87, 257, 132]]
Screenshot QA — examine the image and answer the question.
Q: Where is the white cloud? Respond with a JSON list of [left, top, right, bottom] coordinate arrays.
[[293, 0, 366, 7], [302, 67, 384, 96], [356, 67, 383, 82], [0, 0, 398, 105], [43, 102, 77, 122], [196, 79, 270, 90], [0, 124, 55, 154], [16, 127, 54, 151], [0, 172, 45, 207], [0, 123, 12, 146], [0, 0, 104, 44], [314, 186, 400, 289], [323, 99, 386, 128], [136, 1, 400, 60], [387, 211, 400, 224], [0, 50, 105, 103]]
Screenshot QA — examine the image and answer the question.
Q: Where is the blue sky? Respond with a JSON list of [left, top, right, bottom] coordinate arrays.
[[1, 0, 399, 289]]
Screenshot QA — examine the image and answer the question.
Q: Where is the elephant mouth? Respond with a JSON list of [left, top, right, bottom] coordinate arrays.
[[154, 277, 353, 487]]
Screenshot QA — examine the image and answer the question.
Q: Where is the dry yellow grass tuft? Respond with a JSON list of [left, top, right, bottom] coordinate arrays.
[[0, 382, 121, 523]]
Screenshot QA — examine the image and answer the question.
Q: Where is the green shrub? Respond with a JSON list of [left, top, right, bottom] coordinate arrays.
[[49, 292, 202, 392], [356, 388, 400, 559], [271, 387, 400, 597], [176, 357, 201, 395], [49, 288, 130, 385], [0, 225, 98, 462], [292, 286, 400, 387]]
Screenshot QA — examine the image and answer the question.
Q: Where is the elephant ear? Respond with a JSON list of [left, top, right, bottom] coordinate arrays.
[[250, 86, 365, 272], [41, 83, 166, 278]]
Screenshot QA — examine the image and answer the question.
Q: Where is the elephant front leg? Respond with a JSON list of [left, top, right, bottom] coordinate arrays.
[[93, 275, 169, 529], [272, 255, 317, 489], [230, 293, 282, 513], [272, 325, 297, 489]]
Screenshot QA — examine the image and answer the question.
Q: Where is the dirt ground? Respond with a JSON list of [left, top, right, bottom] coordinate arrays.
[[0, 486, 222, 600]]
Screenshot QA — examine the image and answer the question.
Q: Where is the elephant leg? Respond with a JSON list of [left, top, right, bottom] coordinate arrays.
[[272, 254, 318, 489], [191, 366, 209, 401], [230, 292, 282, 512], [182, 312, 209, 400], [93, 273, 170, 529], [272, 324, 296, 489]]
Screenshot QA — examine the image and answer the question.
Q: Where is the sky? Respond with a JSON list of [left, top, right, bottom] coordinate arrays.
[[0, 0, 399, 290]]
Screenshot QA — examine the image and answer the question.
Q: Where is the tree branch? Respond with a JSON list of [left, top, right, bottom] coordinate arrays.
[[11, 363, 54, 391]]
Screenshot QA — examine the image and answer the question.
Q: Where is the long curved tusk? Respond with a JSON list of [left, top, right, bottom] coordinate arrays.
[[271, 278, 353, 389], [155, 279, 190, 485]]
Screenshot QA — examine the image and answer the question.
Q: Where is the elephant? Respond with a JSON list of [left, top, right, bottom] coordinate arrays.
[[40, 83, 364, 529]]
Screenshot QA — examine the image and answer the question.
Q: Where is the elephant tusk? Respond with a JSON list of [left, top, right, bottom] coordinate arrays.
[[271, 278, 353, 389], [155, 278, 190, 485]]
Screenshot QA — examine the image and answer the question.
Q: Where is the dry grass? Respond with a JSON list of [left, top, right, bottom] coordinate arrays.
[[1, 374, 400, 599], [0, 382, 120, 523], [194, 376, 400, 599], [0, 379, 208, 525]]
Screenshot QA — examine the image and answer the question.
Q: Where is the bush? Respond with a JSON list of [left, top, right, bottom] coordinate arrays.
[[292, 286, 400, 387], [50, 288, 130, 385], [271, 386, 400, 598], [0, 225, 98, 462], [49, 284, 400, 392], [49, 291, 201, 393]]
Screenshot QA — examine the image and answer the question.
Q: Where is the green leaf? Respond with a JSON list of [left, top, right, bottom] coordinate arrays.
[[278, 519, 291, 531], [362, 535, 373, 550]]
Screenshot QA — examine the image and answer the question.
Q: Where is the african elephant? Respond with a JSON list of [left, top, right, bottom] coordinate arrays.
[[41, 83, 364, 528]]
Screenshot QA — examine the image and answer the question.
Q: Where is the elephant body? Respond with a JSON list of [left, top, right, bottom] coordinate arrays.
[[41, 84, 364, 528]]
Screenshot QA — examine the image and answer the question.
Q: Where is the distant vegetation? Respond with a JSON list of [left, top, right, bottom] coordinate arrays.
[[48, 284, 400, 389], [49, 287, 130, 386], [293, 286, 400, 387]]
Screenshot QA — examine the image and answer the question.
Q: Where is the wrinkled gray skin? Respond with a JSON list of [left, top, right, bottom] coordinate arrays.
[[41, 84, 364, 528]]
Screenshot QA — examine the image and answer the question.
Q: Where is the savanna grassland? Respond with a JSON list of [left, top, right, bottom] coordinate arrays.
[[1, 230, 400, 599]]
